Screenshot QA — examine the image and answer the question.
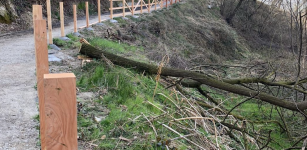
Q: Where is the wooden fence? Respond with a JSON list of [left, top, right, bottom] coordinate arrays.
[[109, 0, 180, 19], [44, 0, 180, 44], [33, 5, 78, 150]]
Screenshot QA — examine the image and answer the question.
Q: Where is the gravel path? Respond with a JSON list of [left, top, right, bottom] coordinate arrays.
[[0, 14, 107, 150]]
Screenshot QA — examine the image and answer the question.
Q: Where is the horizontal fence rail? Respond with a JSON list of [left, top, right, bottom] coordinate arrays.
[[109, 0, 179, 19]]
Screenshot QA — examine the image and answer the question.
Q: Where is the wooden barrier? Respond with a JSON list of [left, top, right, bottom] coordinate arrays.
[[132, 0, 134, 15], [109, 0, 169, 19], [140, 0, 143, 14], [123, 0, 126, 17], [33, 11, 49, 149], [47, 0, 53, 44], [110, 0, 113, 19], [32, 5, 42, 24], [98, 0, 101, 22], [86, 1, 89, 27], [73, 5, 77, 33], [60, 2, 65, 37], [33, 5, 78, 149], [43, 73, 78, 149]]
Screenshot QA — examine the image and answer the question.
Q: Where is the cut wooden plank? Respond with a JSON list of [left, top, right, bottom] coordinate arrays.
[[140, 0, 143, 13], [44, 73, 78, 150], [132, 0, 134, 15], [110, 0, 113, 19], [32, 5, 42, 28], [60, 2, 64, 37], [73, 5, 77, 33], [86, 1, 89, 27], [33, 19, 49, 150], [148, 0, 151, 13], [47, 0, 53, 44], [123, 0, 125, 17], [98, 0, 101, 22], [155, 0, 157, 10]]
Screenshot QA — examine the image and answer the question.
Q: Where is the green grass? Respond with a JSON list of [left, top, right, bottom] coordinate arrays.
[[53, 34, 81, 50], [87, 38, 140, 53], [76, 64, 182, 149]]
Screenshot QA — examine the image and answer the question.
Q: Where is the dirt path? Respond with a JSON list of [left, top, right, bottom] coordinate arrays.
[[0, 15, 107, 149]]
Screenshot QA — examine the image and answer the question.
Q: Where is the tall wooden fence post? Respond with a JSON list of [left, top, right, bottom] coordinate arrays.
[[34, 19, 49, 150], [148, 0, 150, 13], [132, 0, 134, 15], [123, 0, 125, 17], [60, 2, 65, 37], [110, 0, 113, 19], [32, 5, 42, 25], [86, 2, 89, 27], [33, 5, 49, 149], [73, 5, 77, 33], [160, 0, 163, 8], [43, 73, 78, 149], [98, 0, 101, 22], [166, 0, 168, 8], [155, 0, 157, 10], [141, 0, 143, 14], [46, 0, 53, 44]]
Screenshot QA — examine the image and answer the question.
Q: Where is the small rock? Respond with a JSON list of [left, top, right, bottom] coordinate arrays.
[[59, 36, 70, 41], [110, 19, 118, 23]]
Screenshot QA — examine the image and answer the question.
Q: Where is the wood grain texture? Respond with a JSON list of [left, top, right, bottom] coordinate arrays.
[[110, 0, 113, 19], [73, 5, 77, 33], [148, 0, 150, 13], [155, 0, 157, 10], [123, 0, 125, 17], [34, 19, 49, 150], [98, 0, 101, 22], [86, 2, 89, 27], [44, 73, 78, 150], [140, 0, 143, 13], [32, 5, 42, 28], [47, 0, 53, 44], [60, 2, 64, 37], [132, 0, 134, 15]]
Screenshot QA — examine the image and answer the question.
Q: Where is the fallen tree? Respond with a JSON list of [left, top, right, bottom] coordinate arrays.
[[79, 42, 307, 112]]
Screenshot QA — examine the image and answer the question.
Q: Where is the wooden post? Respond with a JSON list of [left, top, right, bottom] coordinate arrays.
[[110, 0, 113, 19], [123, 0, 125, 17], [86, 2, 89, 27], [60, 2, 64, 37], [46, 0, 53, 44], [161, 0, 163, 8], [33, 19, 49, 150], [33, 5, 48, 149], [148, 0, 150, 13], [32, 5, 42, 25], [43, 73, 77, 149], [166, 0, 168, 8], [155, 0, 157, 10], [98, 0, 101, 22], [73, 5, 77, 33], [170, 0, 173, 5], [140, 0, 143, 14], [132, 0, 134, 15]]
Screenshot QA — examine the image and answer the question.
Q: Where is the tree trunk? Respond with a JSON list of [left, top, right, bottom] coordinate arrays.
[[79, 43, 307, 112]]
